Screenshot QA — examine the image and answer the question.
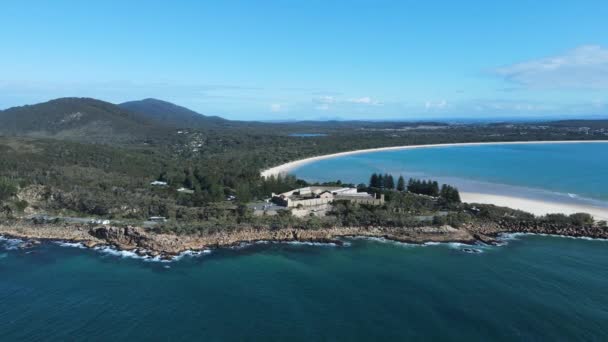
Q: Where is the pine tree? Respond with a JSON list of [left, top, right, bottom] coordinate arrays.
[[386, 174, 395, 189], [370, 173, 379, 188], [397, 175, 406, 191], [431, 181, 440, 196]]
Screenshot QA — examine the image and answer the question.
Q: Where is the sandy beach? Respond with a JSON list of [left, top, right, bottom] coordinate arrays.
[[261, 140, 608, 220], [461, 192, 608, 221]]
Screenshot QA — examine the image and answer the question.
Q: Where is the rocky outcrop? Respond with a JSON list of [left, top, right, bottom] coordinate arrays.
[[90, 226, 151, 249], [2, 219, 606, 257], [86, 224, 478, 255], [466, 220, 608, 240]]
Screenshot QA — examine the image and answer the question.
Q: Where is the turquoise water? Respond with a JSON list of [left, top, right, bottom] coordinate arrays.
[[2, 142, 608, 340], [292, 142, 608, 207], [1, 235, 608, 340]]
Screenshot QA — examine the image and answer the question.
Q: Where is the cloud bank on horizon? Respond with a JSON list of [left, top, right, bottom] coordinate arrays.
[[496, 45, 608, 89], [0, 1, 606, 121]]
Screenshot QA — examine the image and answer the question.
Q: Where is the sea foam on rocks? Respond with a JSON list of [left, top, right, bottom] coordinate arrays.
[[91, 245, 212, 262], [0, 236, 25, 250]]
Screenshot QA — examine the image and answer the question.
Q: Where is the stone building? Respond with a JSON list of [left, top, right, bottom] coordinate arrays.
[[272, 186, 384, 208]]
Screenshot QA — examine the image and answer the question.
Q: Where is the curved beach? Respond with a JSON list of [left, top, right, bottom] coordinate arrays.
[[261, 140, 608, 220]]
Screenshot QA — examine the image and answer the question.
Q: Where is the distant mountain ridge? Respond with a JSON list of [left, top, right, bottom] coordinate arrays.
[[0, 97, 171, 143], [119, 98, 228, 128], [2, 97, 608, 146]]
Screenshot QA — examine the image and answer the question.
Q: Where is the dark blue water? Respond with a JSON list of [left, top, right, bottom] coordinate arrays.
[[293, 142, 608, 207], [1, 235, 608, 341]]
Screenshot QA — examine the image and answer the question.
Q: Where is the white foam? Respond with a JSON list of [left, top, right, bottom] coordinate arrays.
[[461, 247, 484, 254], [501, 232, 608, 242], [231, 240, 341, 250], [91, 245, 211, 263], [349, 236, 418, 247], [54, 241, 87, 249], [423, 241, 441, 246], [0, 236, 24, 250], [172, 249, 212, 261], [283, 241, 338, 247]]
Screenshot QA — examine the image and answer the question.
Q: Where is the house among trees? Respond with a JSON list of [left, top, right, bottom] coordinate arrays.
[[177, 187, 194, 194], [272, 186, 384, 208], [148, 216, 167, 222], [150, 181, 168, 186]]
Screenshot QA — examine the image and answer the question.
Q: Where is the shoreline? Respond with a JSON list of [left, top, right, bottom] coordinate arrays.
[[261, 140, 608, 220], [3, 219, 608, 260], [0, 224, 478, 260], [461, 192, 608, 221]]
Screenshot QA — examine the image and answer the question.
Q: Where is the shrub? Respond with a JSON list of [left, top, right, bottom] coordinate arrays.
[[0, 178, 18, 202]]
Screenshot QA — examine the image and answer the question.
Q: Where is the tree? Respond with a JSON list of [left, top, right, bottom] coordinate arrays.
[[158, 171, 168, 183], [369, 173, 379, 188], [569, 213, 594, 226], [440, 184, 461, 203], [183, 168, 194, 189], [385, 174, 395, 189], [0, 177, 17, 202], [396, 175, 406, 191], [235, 183, 252, 203], [431, 181, 440, 197]]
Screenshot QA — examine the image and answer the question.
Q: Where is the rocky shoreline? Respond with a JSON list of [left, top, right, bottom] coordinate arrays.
[[2, 220, 607, 259]]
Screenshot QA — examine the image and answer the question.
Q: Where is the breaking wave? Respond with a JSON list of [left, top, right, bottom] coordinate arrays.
[[90, 245, 212, 262], [0, 236, 24, 251], [54, 241, 87, 249]]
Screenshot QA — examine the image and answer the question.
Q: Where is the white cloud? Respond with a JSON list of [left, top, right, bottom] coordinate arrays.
[[270, 103, 283, 112], [312, 95, 381, 110], [495, 45, 608, 89], [316, 95, 336, 104], [347, 96, 382, 105], [424, 100, 447, 110]]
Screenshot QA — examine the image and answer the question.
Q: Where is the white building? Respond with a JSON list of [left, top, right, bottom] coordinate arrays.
[[150, 181, 168, 186], [272, 186, 384, 208]]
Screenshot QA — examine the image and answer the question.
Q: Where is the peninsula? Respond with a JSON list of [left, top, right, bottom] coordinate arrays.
[[1, 98, 608, 257]]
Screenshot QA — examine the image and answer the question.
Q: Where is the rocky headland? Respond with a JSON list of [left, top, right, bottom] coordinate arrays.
[[1, 219, 607, 259]]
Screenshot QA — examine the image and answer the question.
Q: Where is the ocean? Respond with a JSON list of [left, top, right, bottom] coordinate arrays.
[[1, 235, 608, 340], [291, 142, 608, 208], [2, 142, 608, 340]]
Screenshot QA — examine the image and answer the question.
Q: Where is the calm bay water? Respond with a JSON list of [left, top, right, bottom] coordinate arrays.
[[292, 142, 608, 207], [1, 236, 608, 341]]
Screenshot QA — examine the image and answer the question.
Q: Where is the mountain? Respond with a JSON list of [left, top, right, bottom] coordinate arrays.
[[0, 97, 170, 143], [118, 98, 228, 128]]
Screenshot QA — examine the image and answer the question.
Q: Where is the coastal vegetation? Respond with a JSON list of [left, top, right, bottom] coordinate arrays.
[[1, 97, 607, 248]]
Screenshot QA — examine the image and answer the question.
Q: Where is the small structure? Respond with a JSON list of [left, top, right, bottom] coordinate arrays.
[[89, 219, 111, 225], [177, 187, 195, 194], [150, 181, 168, 186], [149, 216, 167, 222], [272, 186, 384, 208]]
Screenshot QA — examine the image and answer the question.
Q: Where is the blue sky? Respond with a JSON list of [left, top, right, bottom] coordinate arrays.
[[1, 0, 607, 120]]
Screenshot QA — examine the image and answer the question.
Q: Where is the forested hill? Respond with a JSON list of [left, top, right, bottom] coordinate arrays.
[[0, 97, 173, 144], [119, 98, 229, 129]]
